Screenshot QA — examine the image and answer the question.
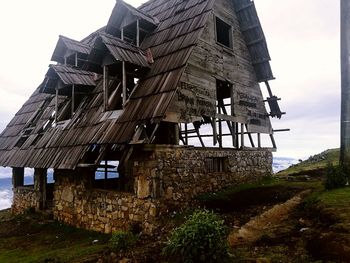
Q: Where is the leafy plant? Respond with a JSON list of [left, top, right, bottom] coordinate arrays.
[[324, 163, 348, 190], [109, 230, 136, 251], [163, 210, 230, 263]]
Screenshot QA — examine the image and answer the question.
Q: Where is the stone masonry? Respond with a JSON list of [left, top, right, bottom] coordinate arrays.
[[13, 146, 272, 234]]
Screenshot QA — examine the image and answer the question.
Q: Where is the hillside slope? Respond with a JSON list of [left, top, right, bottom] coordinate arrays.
[[277, 148, 339, 176]]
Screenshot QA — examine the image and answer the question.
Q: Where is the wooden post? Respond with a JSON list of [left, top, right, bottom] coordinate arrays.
[[270, 134, 277, 149], [264, 81, 273, 97], [34, 168, 47, 210], [75, 53, 78, 67], [235, 122, 239, 148], [212, 118, 218, 146], [71, 84, 75, 116], [103, 66, 109, 111], [136, 19, 140, 47], [258, 133, 261, 148], [340, 0, 350, 166], [185, 123, 188, 145], [230, 85, 236, 147], [218, 104, 223, 148], [245, 124, 255, 147], [121, 27, 127, 107], [194, 126, 205, 147], [122, 62, 127, 107], [55, 88, 59, 123], [240, 123, 244, 149], [174, 124, 180, 145]]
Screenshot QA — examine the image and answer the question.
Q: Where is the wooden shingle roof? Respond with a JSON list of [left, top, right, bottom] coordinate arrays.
[[0, 0, 241, 169], [0, 0, 216, 169], [51, 35, 92, 64]]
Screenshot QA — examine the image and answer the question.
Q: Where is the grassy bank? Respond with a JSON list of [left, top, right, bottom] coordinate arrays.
[[0, 210, 109, 263], [277, 148, 339, 176]]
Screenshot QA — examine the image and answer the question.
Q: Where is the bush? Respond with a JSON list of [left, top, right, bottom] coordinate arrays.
[[324, 163, 348, 190], [109, 230, 136, 251], [163, 210, 229, 263]]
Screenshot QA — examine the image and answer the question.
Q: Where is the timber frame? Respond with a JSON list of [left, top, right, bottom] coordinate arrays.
[[0, 0, 285, 224]]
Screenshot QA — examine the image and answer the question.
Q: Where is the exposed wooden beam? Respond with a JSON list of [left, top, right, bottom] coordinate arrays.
[[71, 84, 75, 116], [55, 88, 59, 124], [194, 126, 205, 147], [103, 66, 109, 111], [136, 19, 140, 47], [122, 62, 127, 107], [241, 123, 244, 148], [245, 124, 255, 148], [270, 134, 277, 149], [212, 118, 218, 146]]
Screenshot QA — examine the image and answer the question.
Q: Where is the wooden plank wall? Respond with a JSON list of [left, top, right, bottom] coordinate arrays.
[[168, 0, 272, 134]]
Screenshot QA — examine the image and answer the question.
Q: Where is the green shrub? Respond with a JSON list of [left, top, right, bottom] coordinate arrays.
[[163, 210, 229, 263], [109, 230, 136, 251], [324, 163, 348, 190]]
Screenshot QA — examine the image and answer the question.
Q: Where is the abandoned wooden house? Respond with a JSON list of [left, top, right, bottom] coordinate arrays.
[[0, 0, 284, 233]]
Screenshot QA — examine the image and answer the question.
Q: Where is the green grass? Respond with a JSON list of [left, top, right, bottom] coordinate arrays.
[[196, 175, 278, 202], [0, 211, 109, 263], [278, 148, 339, 176], [305, 186, 350, 211]]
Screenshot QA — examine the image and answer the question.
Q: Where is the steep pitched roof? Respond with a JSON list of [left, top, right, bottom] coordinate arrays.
[[51, 35, 92, 64], [95, 0, 215, 144], [98, 33, 151, 68], [0, 0, 215, 169], [232, 0, 274, 82]]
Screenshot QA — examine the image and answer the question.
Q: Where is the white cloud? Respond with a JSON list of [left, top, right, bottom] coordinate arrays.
[[0, 189, 12, 210]]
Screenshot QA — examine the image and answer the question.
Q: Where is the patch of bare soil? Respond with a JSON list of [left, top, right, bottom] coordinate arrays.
[[199, 185, 304, 229], [228, 190, 311, 247], [303, 206, 350, 262]]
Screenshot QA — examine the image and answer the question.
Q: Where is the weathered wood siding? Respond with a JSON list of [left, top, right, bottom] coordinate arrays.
[[168, 0, 272, 134]]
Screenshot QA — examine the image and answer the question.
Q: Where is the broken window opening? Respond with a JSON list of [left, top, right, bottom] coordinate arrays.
[[122, 20, 147, 47], [216, 17, 233, 48], [205, 157, 228, 173], [54, 93, 85, 123], [64, 52, 89, 68], [23, 168, 34, 187], [14, 135, 29, 148], [93, 160, 122, 191], [25, 98, 52, 129], [216, 79, 234, 115], [103, 64, 141, 111], [95, 160, 119, 180]]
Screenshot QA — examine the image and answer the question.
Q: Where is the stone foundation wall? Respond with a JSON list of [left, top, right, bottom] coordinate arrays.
[[12, 187, 39, 214], [51, 146, 271, 234], [132, 146, 272, 210], [53, 170, 162, 234]]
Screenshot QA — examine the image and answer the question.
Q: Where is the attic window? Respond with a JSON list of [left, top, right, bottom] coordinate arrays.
[[216, 17, 232, 48]]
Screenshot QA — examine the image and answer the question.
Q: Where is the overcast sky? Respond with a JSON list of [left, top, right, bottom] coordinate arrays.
[[0, 0, 341, 159]]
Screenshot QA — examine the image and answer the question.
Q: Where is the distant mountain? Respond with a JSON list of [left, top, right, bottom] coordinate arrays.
[[273, 157, 298, 173]]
